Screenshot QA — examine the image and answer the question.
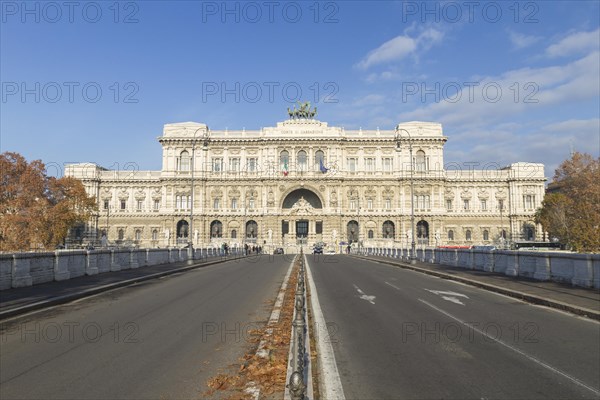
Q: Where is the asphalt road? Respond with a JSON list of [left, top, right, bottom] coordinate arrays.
[[0, 254, 294, 400], [307, 254, 600, 400]]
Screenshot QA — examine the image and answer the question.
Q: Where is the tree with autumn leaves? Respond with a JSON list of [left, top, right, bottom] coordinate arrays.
[[536, 152, 600, 253], [0, 152, 97, 252]]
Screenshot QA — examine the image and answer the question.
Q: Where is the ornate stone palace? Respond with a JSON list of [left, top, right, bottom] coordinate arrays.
[[66, 111, 546, 251]]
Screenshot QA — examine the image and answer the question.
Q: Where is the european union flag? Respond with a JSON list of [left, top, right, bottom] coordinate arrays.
[[319, 159, 329, 173]]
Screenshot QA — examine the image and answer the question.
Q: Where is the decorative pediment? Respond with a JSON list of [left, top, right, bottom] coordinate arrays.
[[118, 189, 129, 200], [151, 189, 162, 200], [460, 189, 472, 199], [134, 189, 146, 200], [211, 189, 223, 198], [347, 188, 359, 199], [444, 188, 455, 199], [101, 189, 112, 200], [477, 189, 489, 199], [228, 188, 241, 197], [286, 196, 314, 216], [495, 188, 507, 199]]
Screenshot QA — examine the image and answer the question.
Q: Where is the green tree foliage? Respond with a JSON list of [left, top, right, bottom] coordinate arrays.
[[0, 152, 97, 252], [536, 152, 600, 252]]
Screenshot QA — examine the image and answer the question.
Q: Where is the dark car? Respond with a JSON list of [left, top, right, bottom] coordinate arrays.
[[313, 246, 323, 254], [274, 247, 284, 255]]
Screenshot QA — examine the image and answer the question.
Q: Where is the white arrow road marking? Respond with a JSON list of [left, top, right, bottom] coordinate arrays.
[[425, 289, 469, 306], [353, 284, 376, 304]]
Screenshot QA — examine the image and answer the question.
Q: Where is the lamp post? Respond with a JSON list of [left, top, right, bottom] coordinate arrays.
[[395, 127, 416, 264], [189, 127, 210, 261]]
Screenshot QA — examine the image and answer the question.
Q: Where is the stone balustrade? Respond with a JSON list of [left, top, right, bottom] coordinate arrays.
[[356, 247, 600, 289], [0, 247, 239, 291]]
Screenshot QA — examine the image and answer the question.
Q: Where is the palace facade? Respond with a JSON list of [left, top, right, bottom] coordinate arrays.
[[66, 114, 546, 251]]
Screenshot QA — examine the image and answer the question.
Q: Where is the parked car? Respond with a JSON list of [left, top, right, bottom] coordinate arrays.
[[274, 247, 284, 255], [313, 246, 323, 254]]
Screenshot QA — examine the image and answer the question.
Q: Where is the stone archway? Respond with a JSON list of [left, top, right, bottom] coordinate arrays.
[[281, 188, 323, 209]]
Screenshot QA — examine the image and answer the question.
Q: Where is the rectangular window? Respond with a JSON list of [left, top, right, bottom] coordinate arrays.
[[498, 199, 505, 211], [446, 199, 453, 211], [212, 158, 222, 172], [524, 195, 535, 209], [480, 199, 487, 211], [231, 198, 237, 210], [367, 199, 373, 210], [282, 221, 289, 235], [350, 199, 356, 210], [120, 200, 126, 210], [136, 200, 143, 210], [385, 198, 391, 210], [103, 200, 109, 210], [213, 198, 220, 210], [247, 158, 257, 172], [153, 199, 160, 210], [383, 158, 392, 172], [347, 158, 356, 172], [249, 198, 255, 209], [366, 158, 374, 172], [229, 157, 240, 172], [463, 200, 470, 211], [316, 221, 323, 234]]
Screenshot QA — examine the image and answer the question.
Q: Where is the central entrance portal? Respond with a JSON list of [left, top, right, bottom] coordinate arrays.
[[296, 220, 308, 244]]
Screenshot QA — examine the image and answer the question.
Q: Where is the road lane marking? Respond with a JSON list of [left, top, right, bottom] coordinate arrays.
[[305, 256, 346, 400], [418, 298, 600, 397], [425, 289, 469, 306], [353, 284, 376, 305]]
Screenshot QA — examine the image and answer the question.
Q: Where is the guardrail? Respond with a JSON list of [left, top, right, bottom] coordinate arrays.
[[353, 247, 600, 289], [288, 249, 307, 399]]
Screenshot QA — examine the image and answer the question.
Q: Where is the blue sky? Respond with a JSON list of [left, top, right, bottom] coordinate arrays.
[[1, 0, 599, 178]]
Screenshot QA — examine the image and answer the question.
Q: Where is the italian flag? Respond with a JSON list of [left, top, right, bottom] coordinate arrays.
[[282, 160, 289, 176]]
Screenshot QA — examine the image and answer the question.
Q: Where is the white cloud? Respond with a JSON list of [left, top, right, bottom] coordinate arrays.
[[398, 51, 600, 127], [546, 28, 600, 58], [355, 28, 444, 70], [508, 30, 542, 49]]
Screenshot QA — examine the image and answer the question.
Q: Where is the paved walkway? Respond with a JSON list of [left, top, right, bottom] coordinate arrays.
[[0, 253, 252, 318], [355, 254, 600, 320]]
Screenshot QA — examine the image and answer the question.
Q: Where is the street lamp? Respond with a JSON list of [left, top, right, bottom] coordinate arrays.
[[395, 127, 417, 264], [189, 126, 210, 261]]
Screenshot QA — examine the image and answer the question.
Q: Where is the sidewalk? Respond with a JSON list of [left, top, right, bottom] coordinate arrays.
[[0, 253, 247, 320], [354, 254, 600, 320]]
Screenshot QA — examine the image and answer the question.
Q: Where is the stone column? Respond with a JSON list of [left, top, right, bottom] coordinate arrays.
[[86, 250, 99, 275], [54, 251, 71, 281]]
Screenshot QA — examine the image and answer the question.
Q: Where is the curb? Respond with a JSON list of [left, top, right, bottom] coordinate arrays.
[[0, 254, 247, 321], [352, 255, 600, 321]]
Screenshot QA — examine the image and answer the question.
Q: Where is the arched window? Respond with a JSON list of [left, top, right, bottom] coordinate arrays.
[[118, 229, 124, 241], [417, 220, 429, 244], [315, 150, 325, 169], [280, 150, 289, 168], [500, 229, 507, 239], [483, 230, 489, 241], [177, 220, 189, 238], [246, 220, 258, 238], [368, 230, 374, 239], [347, 220, 359, 243], [297, 150, 307, 170], [415, 150, 427, 171], [465, 230, 472, 241], [382, 220, 395, 239], [448, 230, 454, 241], [231, 229, 237, 239], [210, 220, 223, 238], [179, 150, 190, 171]]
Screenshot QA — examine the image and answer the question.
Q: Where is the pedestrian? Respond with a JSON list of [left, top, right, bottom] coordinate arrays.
[[244, 243, 248, 255]]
